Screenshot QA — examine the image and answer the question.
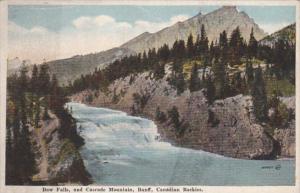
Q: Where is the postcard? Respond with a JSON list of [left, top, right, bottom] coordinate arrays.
[[0, 0, 299, 193]]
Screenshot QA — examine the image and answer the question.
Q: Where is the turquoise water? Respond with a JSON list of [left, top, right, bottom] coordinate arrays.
[[67, 102, 295, 186]]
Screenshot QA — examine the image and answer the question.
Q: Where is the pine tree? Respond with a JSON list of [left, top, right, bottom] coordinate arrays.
[[248, 28, 258, 58], [205, 75, 215, 104], [219, 30, 228, 63], [189, 63, 201, 92], [229, 27, 244, 65], [38, 64, 51, 96], [251, 66, 268, 122], [219, 30, 228, 50], [245, 59, 254, 83], [30, 64, 39, 93], [199, 24, 209, 56], [167, 106, 181, 132], [212, 57, 229, 99], [187, 33, 195, 58], [176, 72, 186, 95]]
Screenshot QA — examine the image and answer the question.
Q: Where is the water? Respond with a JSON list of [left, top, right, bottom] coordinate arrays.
[[67, 102, 295, 186]]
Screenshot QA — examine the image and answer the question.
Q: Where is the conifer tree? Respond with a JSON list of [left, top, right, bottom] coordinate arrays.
[[205, 75, 215, 104], [30, 64, 39, 93], [245, 59, 254, 83], [189, 63, 201, 92], [38, 64, 51, 96], [167, 106, 181, 132], [199, 24, 209, 56], [212, 57, 229, 99], [187, 33, 195, 58], [251, 66, 268, 122], [248, 28, 258, 58], [229, 27, 243, 65]]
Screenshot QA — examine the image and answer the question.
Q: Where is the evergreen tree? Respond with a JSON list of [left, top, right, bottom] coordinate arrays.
[[219, 30, 228, 50], [199, 24, 209, 56], [205, 75, 215, 104], [155, 106, 167, 123], [212, 57, 229, 99], [245, 59, 254, 83], [30, 64, 39, 93], [251, 66, 268, 122], [167, 106, 181, 133], [158, 44, 170, 61], [38, 64, 51, 96], [187, 33, 195, 58], [189, 63, 201, 92], [229, 27, 244, 65], [219, 30, 228, 63], [248, 28, 258, 58], [176, 72, 186, 95]]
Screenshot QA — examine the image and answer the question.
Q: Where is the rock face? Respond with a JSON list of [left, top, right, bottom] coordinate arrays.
[[121, 6, 267, 54], [31, 111, 91, 185], [70, 72, 295, 159]]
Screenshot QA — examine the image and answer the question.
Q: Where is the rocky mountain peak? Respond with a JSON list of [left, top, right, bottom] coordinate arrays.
[[121, 6, 267, 54], [218, 6, 238, 12]]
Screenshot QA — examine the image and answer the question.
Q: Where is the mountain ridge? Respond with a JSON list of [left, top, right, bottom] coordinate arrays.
[[121, 6, 267, 54]]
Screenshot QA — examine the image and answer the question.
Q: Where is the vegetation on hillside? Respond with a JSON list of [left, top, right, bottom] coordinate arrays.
[[6, 64, 84, 185], [67, 25, 295, 135]]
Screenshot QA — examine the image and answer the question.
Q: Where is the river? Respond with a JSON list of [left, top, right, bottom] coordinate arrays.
[[67, 102, 295, 186]]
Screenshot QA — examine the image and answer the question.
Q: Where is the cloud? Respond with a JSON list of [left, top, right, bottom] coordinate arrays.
[[8, 14, 189, 63], [73, 15, 116, 29], [258, 22, 293, 34]]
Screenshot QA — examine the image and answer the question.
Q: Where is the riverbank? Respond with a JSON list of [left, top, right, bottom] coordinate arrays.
[[70, 72, 295, 160], [31, 110, 92, 185]]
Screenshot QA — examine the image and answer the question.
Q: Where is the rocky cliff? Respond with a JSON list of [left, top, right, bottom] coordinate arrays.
[[71, 72, 295, 159], [30, 111, 91, 185]]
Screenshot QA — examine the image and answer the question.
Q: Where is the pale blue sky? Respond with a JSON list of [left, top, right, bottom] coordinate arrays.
[[8, 5, 296, 63], [9, 5, 295, 32]]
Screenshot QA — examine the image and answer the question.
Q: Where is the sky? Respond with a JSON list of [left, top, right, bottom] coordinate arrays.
[[8, 5, 296, 63]]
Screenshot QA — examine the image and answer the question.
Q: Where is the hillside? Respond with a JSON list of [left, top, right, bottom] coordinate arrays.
[[259, 23, 296, 47], [46, 47, 135, 85]]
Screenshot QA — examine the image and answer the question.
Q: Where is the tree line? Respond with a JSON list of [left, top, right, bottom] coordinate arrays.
[[68, 24, 294, 98]]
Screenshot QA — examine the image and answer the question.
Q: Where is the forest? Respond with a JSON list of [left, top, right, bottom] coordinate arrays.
[[6, 64, 84, 184], [68, 25, 295, 126]]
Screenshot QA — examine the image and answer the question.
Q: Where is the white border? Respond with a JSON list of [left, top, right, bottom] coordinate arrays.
[[0, 1, 299, 193]]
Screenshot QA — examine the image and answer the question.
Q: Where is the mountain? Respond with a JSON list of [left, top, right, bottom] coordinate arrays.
[[259, 23, 296, 47], [45, 47, 135, 85], [121, 6, 267, 53], [23, 6, 267, 85]]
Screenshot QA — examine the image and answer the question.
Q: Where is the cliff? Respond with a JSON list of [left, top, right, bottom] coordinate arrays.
[[30, 110, 91, 185], [71, 72, 295, 159]]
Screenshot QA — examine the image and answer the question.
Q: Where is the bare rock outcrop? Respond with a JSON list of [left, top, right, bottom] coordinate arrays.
[[31, 111, 91, 185]]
